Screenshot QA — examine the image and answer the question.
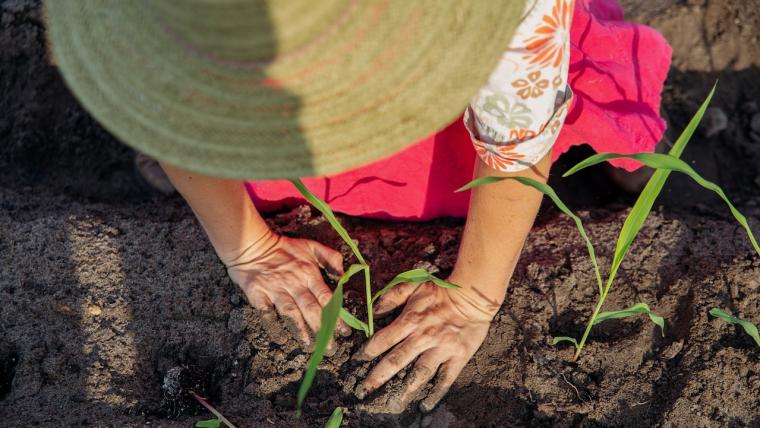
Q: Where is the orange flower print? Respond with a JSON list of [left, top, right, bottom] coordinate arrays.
[[512, 71, 550, 100], [522, 0, 574, 69], [553, 75, 563, 90], [473, 140, 526, 171]]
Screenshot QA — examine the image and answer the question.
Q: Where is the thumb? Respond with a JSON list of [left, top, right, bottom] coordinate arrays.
[[374, 283, 416, 317], [309, 241, 344, 275]]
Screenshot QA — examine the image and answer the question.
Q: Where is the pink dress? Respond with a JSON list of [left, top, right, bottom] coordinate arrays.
[[245, 0, 672, 221]]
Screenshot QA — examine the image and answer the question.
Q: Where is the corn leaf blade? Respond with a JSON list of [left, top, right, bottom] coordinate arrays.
[[195, 419, 222, 428], [565, 84, 716, 284], [297, 264, 366, 416], [325, 407, 344, 428], [563, 153, 760, 257], [458, 176, 604, 295], [290, 178, 366, 265], [593, 303, 665, 336], [339, 308, 369, 336], [552, 336, 579, 349], [371, 268, 459, 304], [710, 308, 760, 347]]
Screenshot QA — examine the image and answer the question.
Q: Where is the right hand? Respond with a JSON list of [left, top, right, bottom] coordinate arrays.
[[225, 229, 350, 350]]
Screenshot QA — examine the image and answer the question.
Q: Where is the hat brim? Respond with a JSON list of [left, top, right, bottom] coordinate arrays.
[[45, 0, 525, 180]]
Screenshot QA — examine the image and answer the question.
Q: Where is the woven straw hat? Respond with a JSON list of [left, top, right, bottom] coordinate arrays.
[[45, 1, 525, 179]]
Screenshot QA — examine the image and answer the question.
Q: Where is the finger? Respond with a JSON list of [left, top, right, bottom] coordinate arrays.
[[309, 241, 344, 275], [391, 352, 441, 412], [290, 287, 324, 338], [355, 336, 433, 400], [309, 273, 351, 337], [374, 283, 416, 317], [419, 359, 467, 413], [247, 287, 274, 313], [354, 311, 419, 361], [270, 291, 312, 349], [288, 284, 339, 356], [248, 290, 290, 346]]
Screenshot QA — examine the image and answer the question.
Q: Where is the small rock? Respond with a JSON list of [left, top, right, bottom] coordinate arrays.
[[87, 304, 103, 317], [751, 113, 760, 134], [230, 292, 241, 306], [662, 340, 684, 360], [703, 107, 728, 137], [412, 260, 440, 275], [423, 243, 436, 256]]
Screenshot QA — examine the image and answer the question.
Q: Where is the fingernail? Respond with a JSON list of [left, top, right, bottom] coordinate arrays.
[[352, 346, 368, 361], [387, 400, 404, 414], [326, 340, 337, 357], [419, 400, 434, 413], [355, 385, 367, 400]]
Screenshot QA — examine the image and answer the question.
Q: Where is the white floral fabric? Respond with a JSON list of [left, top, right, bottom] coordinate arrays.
[[466, 0, 575, 172]]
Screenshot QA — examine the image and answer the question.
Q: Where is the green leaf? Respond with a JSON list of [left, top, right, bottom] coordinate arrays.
[[563, 152, 760, 258], [710, 308, 760, 347], [458, 176, 604, 296], [593, 303, 665, 336], [371, 268, 460, 304], [568, 84, 717, 360], [565, 83, 717, 288], [297, 264, 366, 416], [290, 178, 366, 265], [196, 419, 222, 428], [339, 308, 369, 336], [552, 336, 579, 349], [325, 406, 344, 428]]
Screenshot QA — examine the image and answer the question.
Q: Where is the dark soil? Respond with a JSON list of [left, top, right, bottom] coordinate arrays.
[[2, 0, 760, 427]]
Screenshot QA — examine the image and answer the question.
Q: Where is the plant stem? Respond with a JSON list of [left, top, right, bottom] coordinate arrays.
[[365, 266, 374, 336], [190, 391, 236, 428], [573, 289, 608, 361]]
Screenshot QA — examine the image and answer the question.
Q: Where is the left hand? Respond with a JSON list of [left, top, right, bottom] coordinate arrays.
[[353, 280, 501, 413]]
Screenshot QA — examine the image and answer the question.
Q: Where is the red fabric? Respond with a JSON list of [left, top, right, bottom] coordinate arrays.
[[246, 0, 672, 221]]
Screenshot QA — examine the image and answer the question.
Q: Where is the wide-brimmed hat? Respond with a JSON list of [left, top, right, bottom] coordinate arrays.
[[45, 1, 525, 179]]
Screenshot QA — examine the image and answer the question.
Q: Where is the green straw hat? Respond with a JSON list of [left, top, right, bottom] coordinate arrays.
[[45, 1, 525, 179]]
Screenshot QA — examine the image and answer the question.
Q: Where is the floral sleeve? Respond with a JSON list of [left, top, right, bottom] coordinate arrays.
[[465, 0, 575, 172]]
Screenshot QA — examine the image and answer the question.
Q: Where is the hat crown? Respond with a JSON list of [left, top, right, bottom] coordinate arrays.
[[153, 0, 351, 63]]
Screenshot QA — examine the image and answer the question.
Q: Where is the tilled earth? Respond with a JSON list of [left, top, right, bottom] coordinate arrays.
[[1, 192, 760, 427], [2, 0, 760, 426]]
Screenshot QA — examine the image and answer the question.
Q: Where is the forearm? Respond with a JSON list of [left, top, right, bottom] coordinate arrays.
[[449, 153, 551, 304], [159, 162, 274, 265]]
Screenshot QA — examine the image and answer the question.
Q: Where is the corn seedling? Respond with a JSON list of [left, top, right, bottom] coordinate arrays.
[[191, 391, 236, 428], [710, 308, 760, 348], [461, 84, 760, 360], [325, 406, 344, 428], [290, 179, 458, 416]]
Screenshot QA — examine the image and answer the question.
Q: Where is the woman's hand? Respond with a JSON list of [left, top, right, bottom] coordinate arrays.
[[353, 279, 501, 413], [226, 229, 350, 349]]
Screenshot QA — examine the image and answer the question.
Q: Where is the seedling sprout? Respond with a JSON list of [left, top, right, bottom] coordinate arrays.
[[290, 178, 458, 415], [460, 84, 760, 360]]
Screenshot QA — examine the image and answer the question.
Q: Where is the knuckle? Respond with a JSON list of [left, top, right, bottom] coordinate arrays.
[[385, 352, 403, 367], [304, 301, 322, 315], [314, 290, 332, 304], [402, 310, 424, 325], [279, 302, 298, 315]]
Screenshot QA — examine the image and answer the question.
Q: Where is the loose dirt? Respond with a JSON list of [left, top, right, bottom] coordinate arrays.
[[2, 0, 760, 426]]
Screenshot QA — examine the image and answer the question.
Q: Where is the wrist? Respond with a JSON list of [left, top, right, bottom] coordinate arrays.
[[446, 271, 507, 320], [218, 227, 280, 268]]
